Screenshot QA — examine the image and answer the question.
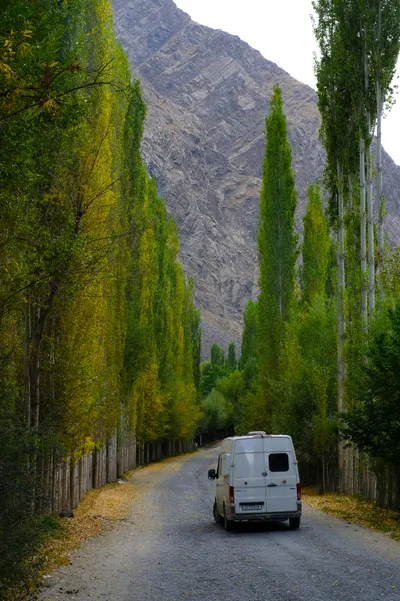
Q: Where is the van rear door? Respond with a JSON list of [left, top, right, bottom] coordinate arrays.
[[233, 437, 266, 515], [263, 437, 297, 514]]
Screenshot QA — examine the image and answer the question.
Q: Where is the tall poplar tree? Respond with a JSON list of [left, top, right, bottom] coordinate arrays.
[[301, 184, 330, 305], [372, 0, 400, 285], [257, 85, 298, 417], [313, 0, 357, 412], [227, 342, 237, 370]]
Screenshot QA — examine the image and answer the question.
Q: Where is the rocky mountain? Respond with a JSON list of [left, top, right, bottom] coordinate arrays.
[[112, 0, 400, 354]]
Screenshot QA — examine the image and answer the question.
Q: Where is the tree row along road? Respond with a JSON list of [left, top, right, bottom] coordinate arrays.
[[40, 447, 400, 601]]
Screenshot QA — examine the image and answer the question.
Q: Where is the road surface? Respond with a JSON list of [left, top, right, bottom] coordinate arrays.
[[40, 446, 400, 601]]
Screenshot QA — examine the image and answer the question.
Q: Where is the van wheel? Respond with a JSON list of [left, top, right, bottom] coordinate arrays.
[[289, 517, 300, 529], [213, 501, 222, 524], [224, 507, 234, 531]]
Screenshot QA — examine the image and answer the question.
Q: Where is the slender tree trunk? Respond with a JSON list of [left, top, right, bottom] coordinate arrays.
[[24, 199, 32, 431], [375, 0, 384, 294], [337, 162, 345, 412], [92, 449, 98, 489], [69, 458, 74, 509], [32, 309, 41, 430], [24, 300, 31, 430], [367, 114, 375, 315], [337, 162, 346, 492], [348, 174, 353, 211], [360, 27, 369, 329], [62, 460, 68, 512], [347, 175, 353, 337], [360, 136, 368, 330], [376, 83, 384, 288]]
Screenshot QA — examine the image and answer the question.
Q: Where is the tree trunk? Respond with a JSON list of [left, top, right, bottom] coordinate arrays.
[[70, 458, 75, 510], [62, 460, 68, 512], [337, 163, 346, 492], [367, 113, 375, 316], [376, 83, 384, 288], [337, 161, 345, 413], [348, 174, 353, 211], [24, 300, 31, 429], [92, 450, 98, 489], [24, 199, 32, 431], [360, 136, 368, 330]]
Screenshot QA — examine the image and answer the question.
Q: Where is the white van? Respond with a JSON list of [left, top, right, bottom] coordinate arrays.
[[208, 432, 302, 530]]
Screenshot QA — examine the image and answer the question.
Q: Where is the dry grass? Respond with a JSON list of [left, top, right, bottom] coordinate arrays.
[[42, 476, 141, 574], [43, 455, 194, 574], [3, 452, 197, 600], [1, 476, 141, 601], [303, 488, 400, 542]]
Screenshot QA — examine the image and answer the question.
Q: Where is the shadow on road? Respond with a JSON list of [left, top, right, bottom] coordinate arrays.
[[218, 520, 296, 535]]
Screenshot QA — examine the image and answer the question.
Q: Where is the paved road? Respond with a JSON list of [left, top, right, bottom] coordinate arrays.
[[40, 446, 400, 601]]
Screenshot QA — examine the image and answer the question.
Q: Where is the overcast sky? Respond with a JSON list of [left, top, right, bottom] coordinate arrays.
[[175, 0, 400, 166]]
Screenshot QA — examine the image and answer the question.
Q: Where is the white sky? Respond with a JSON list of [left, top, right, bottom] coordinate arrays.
[[175, 0, 400, 166]]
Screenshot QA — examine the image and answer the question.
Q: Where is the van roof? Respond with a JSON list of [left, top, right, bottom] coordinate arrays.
[[223, 434, 292, 441]]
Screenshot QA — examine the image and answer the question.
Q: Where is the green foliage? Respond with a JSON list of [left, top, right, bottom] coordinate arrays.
[[211, 343, 225, 366], [227, 342, 237, 370], [122, 78, 201, 448], [341, 303, 400, 466], [312, 1, 400, 497], [234, 178, 337, 475], [239, 299, 258, 389], [301, 184, 330, 304], [191, 309, 202, 393], [0, 416, 42, 591], [275, 295, 338, 463], [0, 0, 201, 590], [200, 360, 229, 398], [255, 84, 298, 430], [201, 389, 234, 439], [257, 85, 298, 384], [235, 389, 266, 436], [233, 0, 400, 501], [216, 370, 243, 408]]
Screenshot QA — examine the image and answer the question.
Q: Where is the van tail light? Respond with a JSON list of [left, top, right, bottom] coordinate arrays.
[[229, 486, 235, 504], [297, 483, 302, 501]]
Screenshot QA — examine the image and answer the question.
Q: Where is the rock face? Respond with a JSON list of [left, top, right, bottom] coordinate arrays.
[[112, 0, 400, 353]]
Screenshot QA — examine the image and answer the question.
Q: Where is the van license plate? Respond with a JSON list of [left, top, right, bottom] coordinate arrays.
[[241, 504, 263, 511]]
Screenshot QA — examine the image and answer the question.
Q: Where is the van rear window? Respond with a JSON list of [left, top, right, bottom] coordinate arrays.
[[269, 453, 289, 472], [235, 453, 265, 478]]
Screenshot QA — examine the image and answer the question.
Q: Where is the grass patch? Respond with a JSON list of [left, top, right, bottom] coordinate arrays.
[[0, 514, 65, 601], [303, 488, 400, 542]]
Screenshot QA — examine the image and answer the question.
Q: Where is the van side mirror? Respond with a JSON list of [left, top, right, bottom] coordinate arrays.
[[208, 469, 216, 480]]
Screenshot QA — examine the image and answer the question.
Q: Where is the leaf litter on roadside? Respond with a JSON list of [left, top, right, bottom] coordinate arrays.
[[303, 488, 400, 541]]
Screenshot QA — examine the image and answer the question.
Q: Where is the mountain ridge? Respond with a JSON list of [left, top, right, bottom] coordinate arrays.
[[112, 0, 400, 354]]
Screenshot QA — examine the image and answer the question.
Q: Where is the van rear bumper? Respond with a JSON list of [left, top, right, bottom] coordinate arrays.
[[229, 510, 302, 522]]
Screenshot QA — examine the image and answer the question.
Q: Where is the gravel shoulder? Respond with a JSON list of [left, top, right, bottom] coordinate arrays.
[[39, 446, 400, 601]]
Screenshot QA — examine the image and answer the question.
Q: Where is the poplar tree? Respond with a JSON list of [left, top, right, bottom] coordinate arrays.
[[313, 0, 355, 413], [257, 85, 298, 398], [239, 300, 258, 372], [372, 0, 400, 285], [301, 184, 330, 305], [227, 342, 237, 370], [211, 344, 225, 366], [191, 309, 202, 393], [0, 2, 203, 587]]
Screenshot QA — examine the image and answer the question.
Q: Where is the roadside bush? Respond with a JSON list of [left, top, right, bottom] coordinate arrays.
[[200, 389, 234, 439]]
